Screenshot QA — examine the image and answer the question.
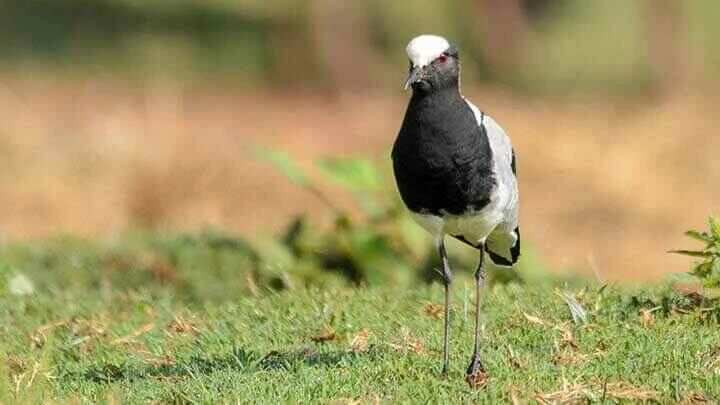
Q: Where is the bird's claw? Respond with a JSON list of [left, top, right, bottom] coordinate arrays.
[[465, 355, 489, 388]]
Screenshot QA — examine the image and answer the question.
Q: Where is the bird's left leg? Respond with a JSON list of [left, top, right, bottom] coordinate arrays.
[[437, 237, 452, 376], [466, 245, 487, 380]]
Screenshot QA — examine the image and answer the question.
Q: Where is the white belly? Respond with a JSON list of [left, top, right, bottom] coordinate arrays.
[[411, 209, 503, 245]]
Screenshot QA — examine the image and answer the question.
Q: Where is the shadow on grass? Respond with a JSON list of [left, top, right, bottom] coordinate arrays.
[[81, 345, 385, 384]]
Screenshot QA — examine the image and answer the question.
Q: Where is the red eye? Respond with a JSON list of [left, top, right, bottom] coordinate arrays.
[[437, 54, 448, 63]]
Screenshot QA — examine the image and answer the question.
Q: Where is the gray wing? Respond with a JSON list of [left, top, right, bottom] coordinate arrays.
[[465, 99, 520, 266]]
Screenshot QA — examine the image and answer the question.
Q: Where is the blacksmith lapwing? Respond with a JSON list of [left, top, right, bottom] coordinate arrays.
[[391, 35, 520, 382]]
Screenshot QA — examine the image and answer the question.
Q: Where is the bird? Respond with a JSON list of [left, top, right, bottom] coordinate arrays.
[[391, 34, 520, 383]]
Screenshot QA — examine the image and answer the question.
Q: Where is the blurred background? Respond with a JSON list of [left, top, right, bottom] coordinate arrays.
[[0, 0, 718, 284]]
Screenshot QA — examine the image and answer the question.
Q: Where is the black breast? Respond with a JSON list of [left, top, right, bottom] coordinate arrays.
[[391, 90, 495, 216]]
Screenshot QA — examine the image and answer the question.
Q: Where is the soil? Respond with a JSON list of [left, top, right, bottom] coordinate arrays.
[[1, 76, 717, 281]]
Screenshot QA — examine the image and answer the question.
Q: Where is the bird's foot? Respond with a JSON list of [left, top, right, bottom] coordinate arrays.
[[465, 354, 489, 389]]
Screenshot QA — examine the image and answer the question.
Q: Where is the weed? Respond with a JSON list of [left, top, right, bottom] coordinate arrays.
[[671, 216, 720, 288]]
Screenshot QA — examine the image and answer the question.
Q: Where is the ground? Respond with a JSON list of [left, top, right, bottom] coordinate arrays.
[[1, 76, 720, 402], [1, 77, 718, 282], [2, 279, 718, 402]]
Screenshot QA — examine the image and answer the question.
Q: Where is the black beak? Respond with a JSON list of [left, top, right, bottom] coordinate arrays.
[[404, 66, 424, 90]]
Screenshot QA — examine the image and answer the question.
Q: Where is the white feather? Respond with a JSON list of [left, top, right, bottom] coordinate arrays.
[[406, 35, 450, 67], [465, 99, 519, 236]]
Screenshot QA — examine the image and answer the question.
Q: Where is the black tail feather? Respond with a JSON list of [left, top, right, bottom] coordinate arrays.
[[452, 226, 521, 266], [510, 226, 520, 262], [451, 234, 480, 249], [485, 226, 520, 266]]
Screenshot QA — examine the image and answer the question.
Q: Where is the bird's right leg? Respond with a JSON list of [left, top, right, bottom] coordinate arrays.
[[436, 237, 452, 376], [466, 246, 486, 378]]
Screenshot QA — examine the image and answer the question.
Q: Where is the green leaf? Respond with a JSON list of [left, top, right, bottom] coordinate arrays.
[[255, 146, 308, 186], [710, 259, 720, 287], [693, 261, 713, 278], [316, 157, 382, 191], [253, 237, 296, 273], [709, 216, 720, 239], [684, 230, 712, 243], [669, 249, 713, 258]]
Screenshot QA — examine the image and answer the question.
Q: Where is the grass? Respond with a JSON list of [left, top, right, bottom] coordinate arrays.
[[1, 235, 719, 403]]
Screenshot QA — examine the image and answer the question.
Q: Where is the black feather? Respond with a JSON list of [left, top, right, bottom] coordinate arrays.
[[486, 249, 513, 266], [453, 229, 521, 265], [510, 226, 521, 263], [452, 234, 481, 249], [511, 148, 517, 175], [484, 226, 521, 265], [391, 89, 495, 216]]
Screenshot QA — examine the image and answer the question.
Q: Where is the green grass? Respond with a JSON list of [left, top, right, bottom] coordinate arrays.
[[1, 250, 719, 402]]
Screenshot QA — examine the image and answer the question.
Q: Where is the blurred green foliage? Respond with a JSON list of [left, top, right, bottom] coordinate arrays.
[[0, 0, 271, 80], [256, 148, 548, 288], [2, 0, 720, 92], [0, 151, 547, 302]]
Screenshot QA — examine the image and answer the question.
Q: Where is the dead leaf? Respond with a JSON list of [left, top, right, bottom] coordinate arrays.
[[535, 383, 591, 404], [30, 333, 45, 349], [507, 346, 524, 369], [30, 319, 69, 348], [507, 385, 521, 405], [311, 327, 337, 343], [523, 312, 548, 327], [682, 392, 710, 404], [560, 327, 579, 350], [536, 380, 658, 403], [406, 338, 424, 354], [112, 322, 155, 345], [132, 346, 176, 367], [70, 317, 107, 338], [166, 316, 200, 335], [701, 347, 720, 371], [390, 327, 424, 354], [552, 350, 589, 366], [423, 302, 443, 318], [5, 356, 28, 375], [25, 361, 40, 389], [640, 309, 654, 328], [349, 329, 369, 353], [581, 323, 601, 331], [143, 353, 176, 367], [327, 399, 362, 405], [466, 369, 490, 389], [603, 381, 658, 400], [35, 319, 68, 335]]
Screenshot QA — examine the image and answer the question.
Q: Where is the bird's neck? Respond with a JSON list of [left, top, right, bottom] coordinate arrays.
[[407, 87, 467, 127], [410, 87, 463, 107], [398, 85, 480, 152]]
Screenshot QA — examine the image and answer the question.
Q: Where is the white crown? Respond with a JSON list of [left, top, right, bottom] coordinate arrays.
[[406, 35, 450, 67]]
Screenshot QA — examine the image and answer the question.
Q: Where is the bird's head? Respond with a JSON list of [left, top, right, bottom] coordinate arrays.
[[404, 35, 460, 93]]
